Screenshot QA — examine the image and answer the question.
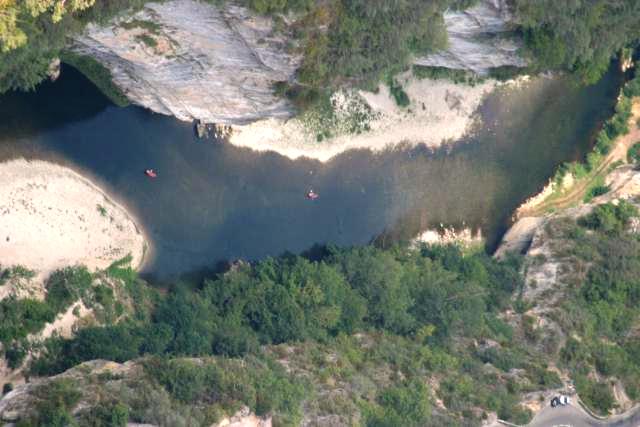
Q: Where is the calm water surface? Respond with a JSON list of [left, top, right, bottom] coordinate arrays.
[[0, 66, 622, 280]]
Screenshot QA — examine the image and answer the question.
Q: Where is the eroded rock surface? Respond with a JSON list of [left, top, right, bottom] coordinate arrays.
[[415, 0, 527, 74], [73, 0, 300, 124], [74, 0, 526, 125]]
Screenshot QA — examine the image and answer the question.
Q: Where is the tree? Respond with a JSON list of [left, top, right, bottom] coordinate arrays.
[[514, 0, 640, 84], [0, 0, 95, 52]]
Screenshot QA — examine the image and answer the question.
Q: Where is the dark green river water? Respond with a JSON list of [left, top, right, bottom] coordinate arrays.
[[0, 66, 623, 280]]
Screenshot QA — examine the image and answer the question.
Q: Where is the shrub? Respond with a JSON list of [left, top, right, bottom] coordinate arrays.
[[5, 342, 27, 369], [0, 266, 35, 286], [576, 376, 615, 415], [628, 143, 640, 163], [0, 298, 56, 343], [369, 380, 431, 427], [584, 180, 609, 203], [46, 266, 93, 314], [387, 78, 410, 107], [578, 201, 638, 234], [81, 402, 129, 427], [18, 379, 81, 427]]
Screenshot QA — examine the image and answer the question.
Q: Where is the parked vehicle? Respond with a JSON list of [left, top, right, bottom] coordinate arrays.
[[551, 395, 571, 407]]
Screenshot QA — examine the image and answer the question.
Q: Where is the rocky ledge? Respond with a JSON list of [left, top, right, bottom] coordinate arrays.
[[415, 0, 527, 74], [72, 0, 526, 126]]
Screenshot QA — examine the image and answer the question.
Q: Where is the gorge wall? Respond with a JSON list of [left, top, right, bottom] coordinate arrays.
[[72, 0, 526, 125], [415, 0, 526, 74], [72, 0, 300, 124]]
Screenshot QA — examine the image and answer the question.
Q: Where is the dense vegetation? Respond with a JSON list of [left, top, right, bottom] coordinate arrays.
[[515, 0, 640, 84], [4, 200, 639, 424], [0, 0, 148, 93], [4, 200, 640, 424], [12, 244, 559, 425], [542, 201, 640, 414], [0, 260, 153, 370]]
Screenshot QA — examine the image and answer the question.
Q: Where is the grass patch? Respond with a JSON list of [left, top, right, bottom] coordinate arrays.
[[487, 65, 528, 81], [412, 65, 483, 85], [96, 204, 108, 217], [60, 51, 130, 107], [119, 19, 161, 34], [583, 175, 609, 203], [135, 34, 158, 49], [0, 265, 35, 286]]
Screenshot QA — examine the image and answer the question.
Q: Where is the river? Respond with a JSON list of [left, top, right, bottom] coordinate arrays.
[[0, 66, 623, 281]]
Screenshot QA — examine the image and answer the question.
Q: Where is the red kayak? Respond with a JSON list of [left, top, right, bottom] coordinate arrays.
[[306, 190, 319, 200], [144, 169, 157, 178]]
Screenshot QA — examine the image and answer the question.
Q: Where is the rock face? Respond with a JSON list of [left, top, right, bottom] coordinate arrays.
[[73, 0, 525, 125], [73, 0, 300, 124], [415, 0, 527, 74]]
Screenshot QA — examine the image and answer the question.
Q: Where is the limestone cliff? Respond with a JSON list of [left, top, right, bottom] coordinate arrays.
[[415, 0, 527, 74], [72, 0, 526, 125], [72, 0, 300, 124]]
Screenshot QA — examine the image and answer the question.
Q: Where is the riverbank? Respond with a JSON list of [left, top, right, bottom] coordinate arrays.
[[0, 159, 147, 283], [516, 98, 640, 219], [228, 74, 525, 162]]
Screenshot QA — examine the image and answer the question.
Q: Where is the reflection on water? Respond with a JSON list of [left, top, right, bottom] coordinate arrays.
[[0, 66, 622, 279]]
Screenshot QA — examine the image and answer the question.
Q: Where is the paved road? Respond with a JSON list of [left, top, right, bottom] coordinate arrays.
[[528, 403, 640, 427]]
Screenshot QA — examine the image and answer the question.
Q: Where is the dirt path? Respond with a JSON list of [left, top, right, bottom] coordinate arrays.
[[518, 100, 640, 218]]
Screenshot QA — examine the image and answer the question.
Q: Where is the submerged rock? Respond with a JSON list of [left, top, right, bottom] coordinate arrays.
[[415, 0, 527, 74], [195, 120, 233, 140], [72, 0, 300, 124]]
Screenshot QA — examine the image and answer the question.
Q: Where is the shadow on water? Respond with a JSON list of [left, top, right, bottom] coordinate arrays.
[[0, 66, 110, 145], [0, 65, 623, 280]]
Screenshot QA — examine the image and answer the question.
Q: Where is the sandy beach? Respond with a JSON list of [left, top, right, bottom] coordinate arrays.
[[229, 75, 521, 162], [0, 159, 147, 283]]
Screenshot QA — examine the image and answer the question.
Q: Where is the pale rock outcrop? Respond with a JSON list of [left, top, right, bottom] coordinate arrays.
[[73, 0, 526, 126], [73, 0, 300, 124], [415, 0, 526, 74], [216, 406, 272, 427], [0, 360, 139, 422]]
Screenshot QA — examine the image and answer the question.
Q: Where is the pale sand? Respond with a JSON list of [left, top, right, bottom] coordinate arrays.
[[0, 159, 147, 282], [229, 74, 522, 162]]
